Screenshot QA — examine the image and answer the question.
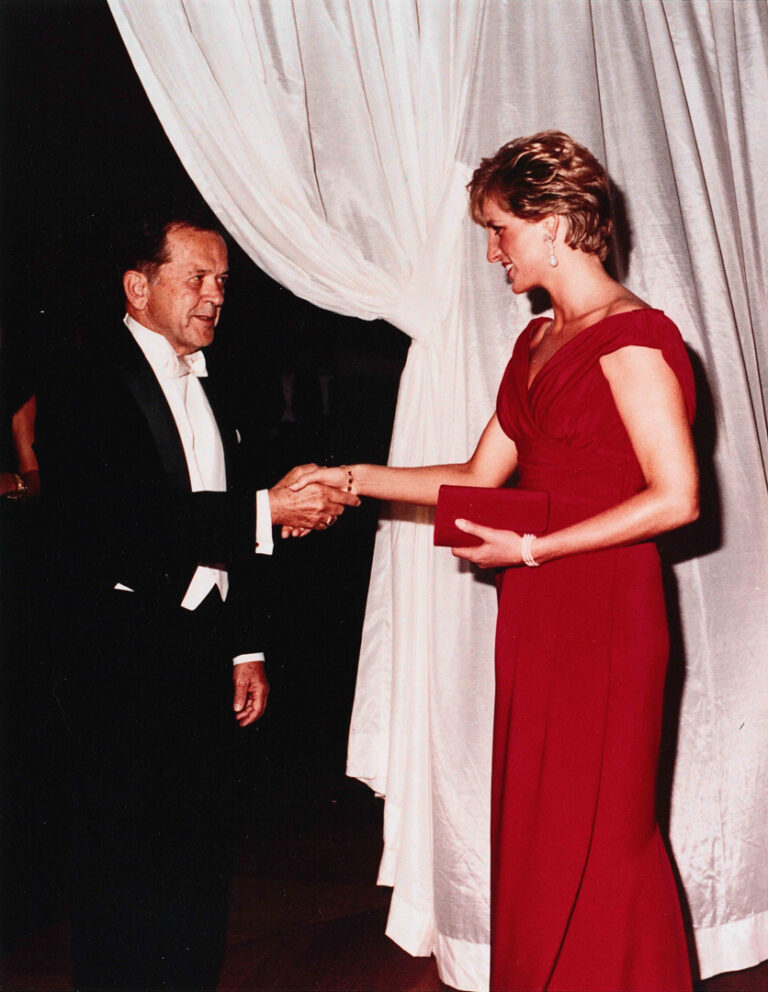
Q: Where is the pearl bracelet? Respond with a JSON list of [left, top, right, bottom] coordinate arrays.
[[521, 533, 540, 568]]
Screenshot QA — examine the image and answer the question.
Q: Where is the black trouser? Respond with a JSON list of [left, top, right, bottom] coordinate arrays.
[[63, 587, 237, 991]]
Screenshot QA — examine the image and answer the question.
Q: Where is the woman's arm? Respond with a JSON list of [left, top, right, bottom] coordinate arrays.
[[454, 346, 698, 567], [290, 413, 519, 506]]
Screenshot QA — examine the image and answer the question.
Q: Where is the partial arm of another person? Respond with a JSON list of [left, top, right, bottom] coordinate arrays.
[[0, 395, 40, 499], [453, 346, 698, 567]]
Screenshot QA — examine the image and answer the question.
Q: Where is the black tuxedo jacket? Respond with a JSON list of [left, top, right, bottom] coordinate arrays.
[[36, 323, 271, 659]]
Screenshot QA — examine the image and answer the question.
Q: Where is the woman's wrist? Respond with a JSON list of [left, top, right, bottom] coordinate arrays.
[[524, 533, 555, 566], [347, 463, 366, 497], [347, 464, 358, 495], [521, 533, 540, 567]]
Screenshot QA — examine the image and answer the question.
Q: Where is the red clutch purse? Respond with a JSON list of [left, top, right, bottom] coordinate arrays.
[[433, 485, 549, 547]]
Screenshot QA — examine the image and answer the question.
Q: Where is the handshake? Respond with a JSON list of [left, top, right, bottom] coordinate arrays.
[[268, 464, 360, 539]]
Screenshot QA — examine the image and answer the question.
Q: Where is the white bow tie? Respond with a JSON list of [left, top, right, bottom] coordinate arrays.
[[163, 350, 208, 379]]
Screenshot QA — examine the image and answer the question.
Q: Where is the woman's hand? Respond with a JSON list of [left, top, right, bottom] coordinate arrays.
[[289, 465, 352, 493], [276, 462, 320, 487], [451, 518, 524, 568]]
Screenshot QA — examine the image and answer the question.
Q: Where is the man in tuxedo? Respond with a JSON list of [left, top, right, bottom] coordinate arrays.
[[35, 211, 358, 990]]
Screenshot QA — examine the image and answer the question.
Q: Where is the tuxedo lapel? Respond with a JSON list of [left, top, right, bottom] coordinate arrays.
[[104, 326, 191, 490]]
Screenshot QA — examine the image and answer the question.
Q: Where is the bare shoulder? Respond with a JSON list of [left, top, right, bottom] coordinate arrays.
[[604, 289, 650, 317]]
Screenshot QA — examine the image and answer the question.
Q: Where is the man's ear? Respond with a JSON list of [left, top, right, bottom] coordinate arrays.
[[123, 269, 149, 311]]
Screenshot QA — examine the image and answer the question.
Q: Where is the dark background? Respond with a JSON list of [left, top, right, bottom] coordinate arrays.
[[0, 0, 409, 951]]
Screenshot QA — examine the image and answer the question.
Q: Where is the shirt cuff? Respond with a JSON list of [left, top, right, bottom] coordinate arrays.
[[255, 488, 274, 555], [233, 652, 265, 666]]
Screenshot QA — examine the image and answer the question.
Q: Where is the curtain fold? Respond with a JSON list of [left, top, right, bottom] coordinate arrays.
[[107, 1, 768, 987], [108, 0, 483, 331]]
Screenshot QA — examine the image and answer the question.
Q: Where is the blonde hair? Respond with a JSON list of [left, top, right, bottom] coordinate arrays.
[[467, 130, 613, 260]]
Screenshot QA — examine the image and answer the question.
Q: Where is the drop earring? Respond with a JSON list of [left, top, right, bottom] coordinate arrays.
[[545, 232, 558, 268]]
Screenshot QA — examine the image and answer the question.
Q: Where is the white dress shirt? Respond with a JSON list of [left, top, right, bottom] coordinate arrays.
[[124, 314, 272, 664]]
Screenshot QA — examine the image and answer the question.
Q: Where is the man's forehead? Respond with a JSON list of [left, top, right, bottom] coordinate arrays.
[[165, 225, 228, 268]]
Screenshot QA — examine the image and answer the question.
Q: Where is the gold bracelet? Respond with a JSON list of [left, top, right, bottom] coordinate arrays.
[[340, 465, 354, 493]]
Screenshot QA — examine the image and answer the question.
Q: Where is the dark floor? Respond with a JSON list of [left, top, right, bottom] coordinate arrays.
[[1, 781, 767, 992]]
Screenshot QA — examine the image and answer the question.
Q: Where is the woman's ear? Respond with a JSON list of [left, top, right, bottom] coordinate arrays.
[[544, 215, 560, 242]]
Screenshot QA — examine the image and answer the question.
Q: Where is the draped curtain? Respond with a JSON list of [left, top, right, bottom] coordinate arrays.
[[107, 1, 768, 988]]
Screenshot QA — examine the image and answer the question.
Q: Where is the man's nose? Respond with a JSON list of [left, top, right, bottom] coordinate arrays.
[[203, 278, 225, 304]]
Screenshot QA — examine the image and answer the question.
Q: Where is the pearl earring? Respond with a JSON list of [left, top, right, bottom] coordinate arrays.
[[545, 232, 558, 268]]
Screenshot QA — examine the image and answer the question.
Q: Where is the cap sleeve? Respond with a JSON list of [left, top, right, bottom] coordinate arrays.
[[595, 309, 696, 424]]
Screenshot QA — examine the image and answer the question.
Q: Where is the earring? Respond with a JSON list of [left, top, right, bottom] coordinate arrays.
[[545, 232, 558, 268]]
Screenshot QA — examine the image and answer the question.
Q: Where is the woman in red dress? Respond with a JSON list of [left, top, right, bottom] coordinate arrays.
[[293, 131, 697, 991]]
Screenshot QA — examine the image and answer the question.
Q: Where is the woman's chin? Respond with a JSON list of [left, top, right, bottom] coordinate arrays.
[[509, 272, 541, 295]]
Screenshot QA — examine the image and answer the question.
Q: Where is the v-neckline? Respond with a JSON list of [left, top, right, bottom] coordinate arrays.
[[525, 308, 654, 394]]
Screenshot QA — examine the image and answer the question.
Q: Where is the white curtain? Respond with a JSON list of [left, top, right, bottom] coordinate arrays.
[[107, 2, 768, 988]]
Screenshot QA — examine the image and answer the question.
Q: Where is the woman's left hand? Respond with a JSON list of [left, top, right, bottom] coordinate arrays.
[[451, 518, 524, 568]]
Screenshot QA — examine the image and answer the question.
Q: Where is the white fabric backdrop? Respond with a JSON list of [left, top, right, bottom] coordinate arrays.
[[107, 1, 768, 987]]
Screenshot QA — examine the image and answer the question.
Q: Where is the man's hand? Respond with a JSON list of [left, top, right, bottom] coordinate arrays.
[[268, 462, 360, 535], [233, 662, 269, 727]]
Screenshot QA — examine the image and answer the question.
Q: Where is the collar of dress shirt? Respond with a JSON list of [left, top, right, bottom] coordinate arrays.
[[124, 313, 202, 380]]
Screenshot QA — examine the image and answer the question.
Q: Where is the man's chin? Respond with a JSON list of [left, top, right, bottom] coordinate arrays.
[[190, 320, 216, 347]]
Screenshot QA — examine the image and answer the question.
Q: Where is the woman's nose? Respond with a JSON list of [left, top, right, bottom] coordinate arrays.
[[487, 232, 501, 263]]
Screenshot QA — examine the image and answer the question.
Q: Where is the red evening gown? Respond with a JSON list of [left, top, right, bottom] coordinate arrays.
[[491, 309, 694, 992]]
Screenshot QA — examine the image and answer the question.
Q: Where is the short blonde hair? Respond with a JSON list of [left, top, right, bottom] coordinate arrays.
[[467, 130, 613, 260]]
